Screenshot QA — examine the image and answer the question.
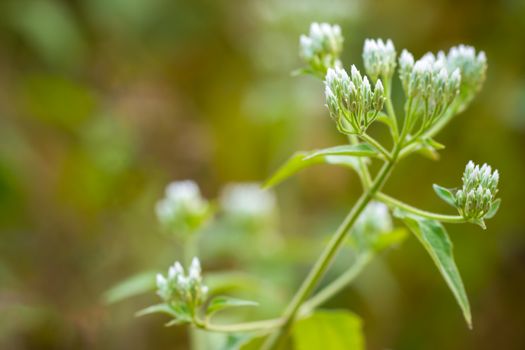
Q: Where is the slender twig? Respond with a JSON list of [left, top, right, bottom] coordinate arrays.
[[376, 192, 465, 223], [299, 252, 372, 313], [348, 135, 372, 188], [359, 133, 392, 160]]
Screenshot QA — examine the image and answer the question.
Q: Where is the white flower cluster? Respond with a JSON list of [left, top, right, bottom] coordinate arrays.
[[399, 45, 486, 129], [220, 183, 276, 219], [325, 66, 385, 135], [156, 257, 209, 309], [155, 180, 210, 234], [362, 39, 397, 81], [299, 22, 343, 74], [446, 45, 487, 109], [398, 50, 462, 131], [455, 161, 499, 220]]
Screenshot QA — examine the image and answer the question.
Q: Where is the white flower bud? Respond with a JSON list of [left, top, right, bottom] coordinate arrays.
[[324, 66, 383, 134], [363, 38, 396, 80], [155, 180, 210, 235], [299, 22, 343, 74], [455, 161, 500, 220]]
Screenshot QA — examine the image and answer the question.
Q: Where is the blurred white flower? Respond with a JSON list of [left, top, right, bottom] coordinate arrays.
[[155, 180, 210, 234], [220, 183, 276, 219]]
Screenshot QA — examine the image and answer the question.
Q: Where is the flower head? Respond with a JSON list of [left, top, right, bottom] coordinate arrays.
[[156, 257, 208, 309], [155, 180, 211, 235], [397, 50, 462, 132], [299, 22, 343, 74], [454, 161, 500, 220], [445, 45, 487, 110], [324, 66, 385, 135], [363, 38, 397, 81]]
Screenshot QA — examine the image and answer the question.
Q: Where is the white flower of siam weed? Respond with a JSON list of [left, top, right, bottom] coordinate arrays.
[[324, 66, 385, 135], [155, 180, 210, 235], [299, 22, 343, 74], [363, 38, 397, 81], [454, 161, 499, 220], [156, 257, 208, 308]]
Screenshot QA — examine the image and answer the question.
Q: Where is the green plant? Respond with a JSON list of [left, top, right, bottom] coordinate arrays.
[[117, 22, 499, 349]]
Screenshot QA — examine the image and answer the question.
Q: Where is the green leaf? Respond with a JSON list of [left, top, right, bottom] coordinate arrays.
[[395, 211, 472, 328], [426, 138, 445, 150], [135, 303, 179, 318], [238, 336, 266, 350], [292, 310, 365, 350], [485, 198, 501, 219], [432, 184, 457, 208], [206, 296, 258, 317], [303, 144, 377, 160], [264, 145, 373, 189], [372, 228, 408, 252], [103, 271, 156, 304]]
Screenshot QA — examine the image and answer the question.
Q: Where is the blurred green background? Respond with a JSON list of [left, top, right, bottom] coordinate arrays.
[[1, 0, 524, 349]]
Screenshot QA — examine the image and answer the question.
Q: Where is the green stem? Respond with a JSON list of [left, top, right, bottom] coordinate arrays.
[[348, 135, 372, 188], [376, 192, 465, 223], [197, 254, 372, 334], [262, 152, 399, 350], [385, 77, 399, 142], [197, 318, 283, 333], [299, 252, 372, 314], [359, 133, 392, 161]]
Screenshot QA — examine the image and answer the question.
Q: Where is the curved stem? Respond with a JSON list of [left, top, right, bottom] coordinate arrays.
[[376, 192, 465, 223], [262, 153, 399, 350]]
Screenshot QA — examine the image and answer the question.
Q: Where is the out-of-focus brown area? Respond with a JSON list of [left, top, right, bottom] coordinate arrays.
[[0, 0, 524, 349]]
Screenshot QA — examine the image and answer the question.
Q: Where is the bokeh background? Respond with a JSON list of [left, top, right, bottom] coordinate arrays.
[[1, 0, 525, 349]]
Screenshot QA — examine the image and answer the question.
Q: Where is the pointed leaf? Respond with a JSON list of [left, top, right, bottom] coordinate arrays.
[[395, 211, 472, 328], [206, 296, 258, 317], [264, 145, 373, 189], [136, 303, 178, 318], [469, 218, 486, 230], [433, 184, 457, 208], [292, 310, 365, 350], [485, 198, 501, 219], [426, 138, 446, 150]]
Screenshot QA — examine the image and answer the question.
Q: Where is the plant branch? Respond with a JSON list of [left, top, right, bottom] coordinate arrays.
[[376, 192, 465, 223], [348, 135, 372, 188], [299, 252, 372, 313], [262, 149, 400, 350], [384, 77, 399, 142], [359, 133, 392, 161]]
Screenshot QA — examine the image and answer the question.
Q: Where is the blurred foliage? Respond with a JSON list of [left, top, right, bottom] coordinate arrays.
[[0, 0, 525, 349]]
